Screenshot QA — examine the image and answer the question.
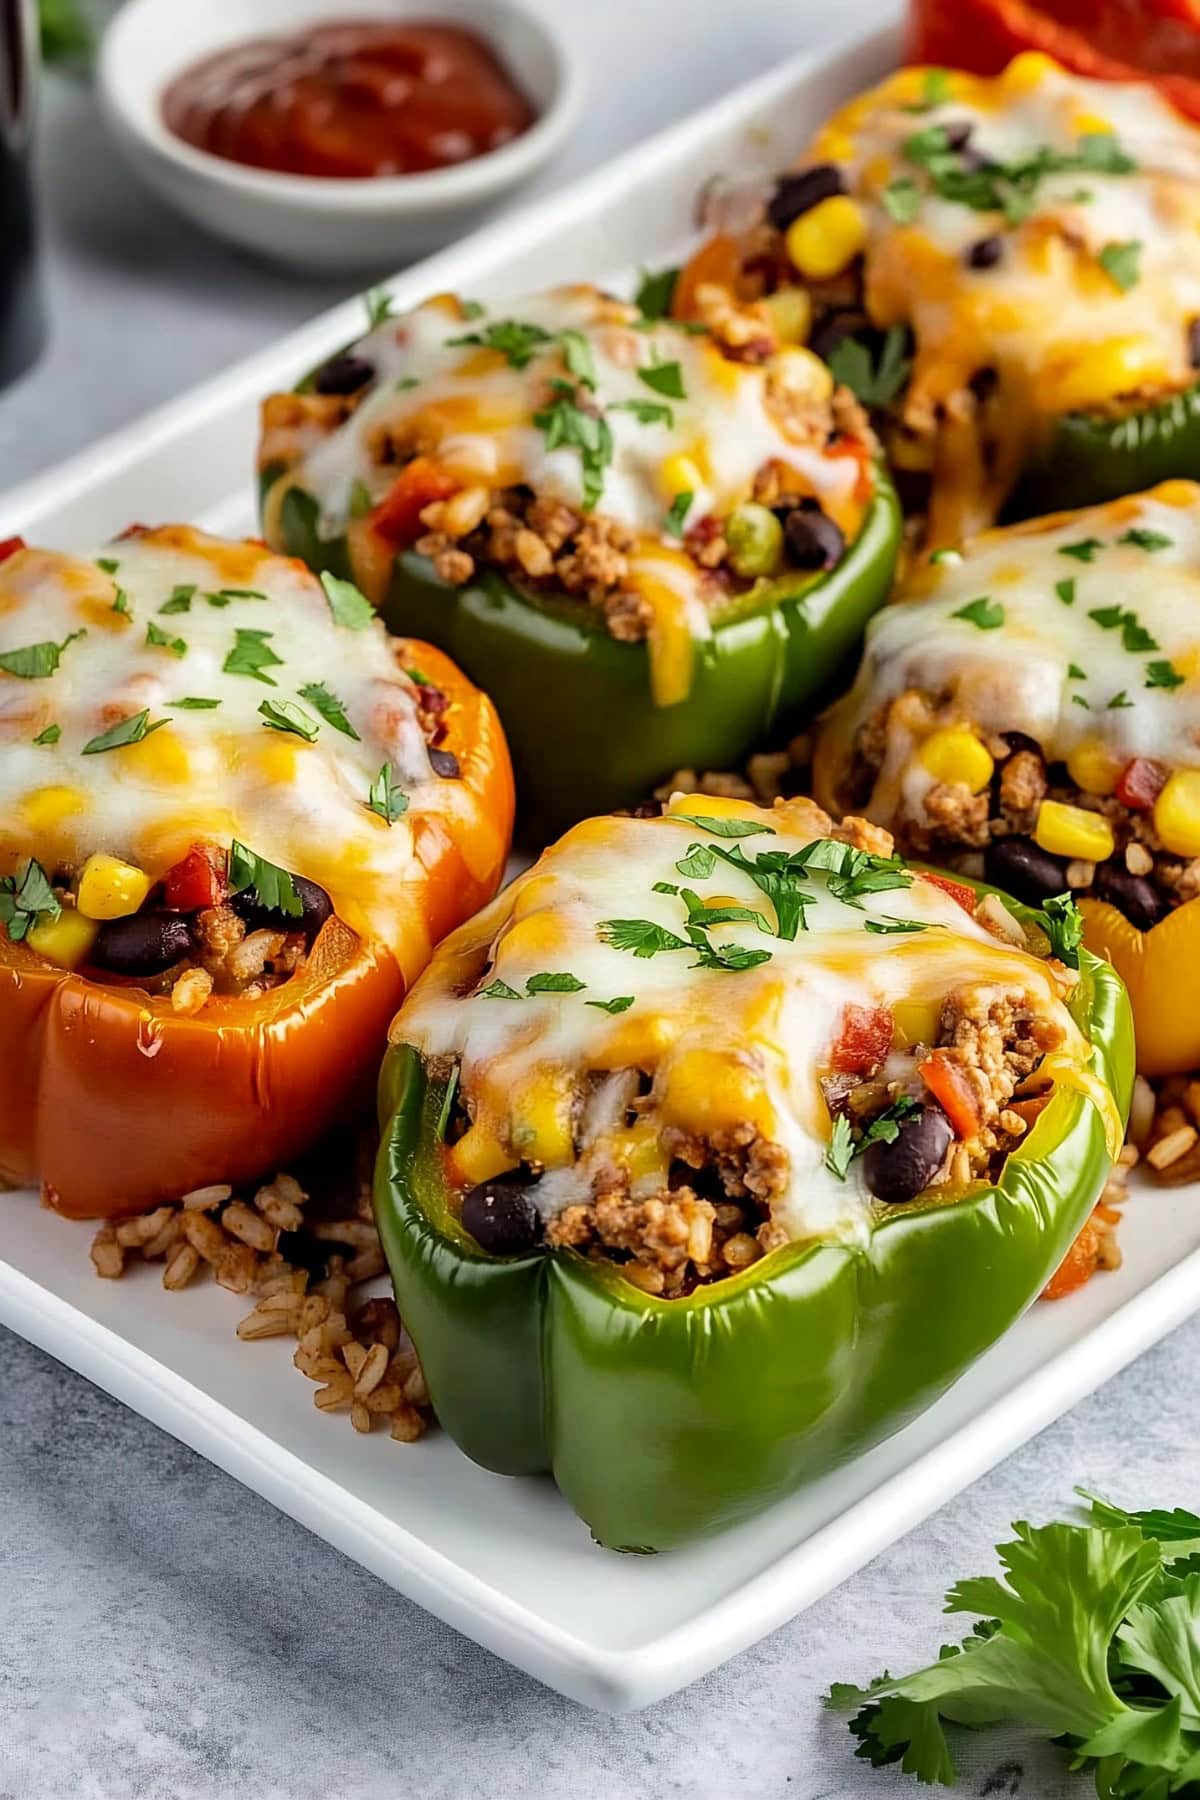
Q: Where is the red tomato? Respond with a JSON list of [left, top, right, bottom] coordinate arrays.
[[163, 845, 226, 912], [1115, 757, 1168, 813], [923, 872, 977, 915], [0, 536, 25, 563], [831, 1003, 894, 1074], [918, 1050, 981, 1138], [372, 458, 461, 547]]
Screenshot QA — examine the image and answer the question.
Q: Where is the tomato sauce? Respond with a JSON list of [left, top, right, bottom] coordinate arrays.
[[161, 19, 538, 179]]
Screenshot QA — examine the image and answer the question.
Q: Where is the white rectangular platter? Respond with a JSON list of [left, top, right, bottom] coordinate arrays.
[[4, 19, 1200, 1713]]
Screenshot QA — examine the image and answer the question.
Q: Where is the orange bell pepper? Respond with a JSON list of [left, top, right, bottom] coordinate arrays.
[[1078, 894, 1200, 1078], [918, 1049, 983, 1138], [0, 638, 513, 1220]]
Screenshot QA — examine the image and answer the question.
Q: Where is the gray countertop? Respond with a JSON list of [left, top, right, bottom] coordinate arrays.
[[4, 6, 1199, 1796]]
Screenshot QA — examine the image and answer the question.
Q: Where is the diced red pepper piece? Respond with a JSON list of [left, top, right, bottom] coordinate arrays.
[[372, 458, 460, 547], [162, 844, 226, 912], [830, 1003, 894, 1074], [918, 1050, 982, 1139], [923, 872, 977, 915], [1115, 757, 1168, 813], [0, 536, 25, 564], [1042, 1210, 1104, 1301]]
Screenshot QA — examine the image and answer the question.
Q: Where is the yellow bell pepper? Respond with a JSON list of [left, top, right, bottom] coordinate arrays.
[[1079, 894, 1200, 1077]]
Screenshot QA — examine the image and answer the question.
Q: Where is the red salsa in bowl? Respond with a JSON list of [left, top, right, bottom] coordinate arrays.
[[161, 17, 538, 179]]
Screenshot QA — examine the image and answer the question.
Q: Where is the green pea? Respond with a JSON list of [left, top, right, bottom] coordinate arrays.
[[725, 503, 783, 579]]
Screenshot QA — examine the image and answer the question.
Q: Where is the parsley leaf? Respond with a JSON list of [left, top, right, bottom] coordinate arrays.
[[638, 359, 686, 401], [532, 382, 613, 511], [320, 570, 375, 630], [882, 177, 921, 224], [1060, 538, 1104, 562], [680, 887, 769, 933], [446, 317, 552, 369], [1041, 892, 1084, 967], [145, 620, 186, 657], [671, 814, 775, 840], [160, 584, 195, 614], [33, 723, 60, 745], [585, 995, 635, 1015], [167, 697, 220, 709], [205, 587, 268, 607], [904, 67, 951, 112], [367, 764, 409, 825], [827, 326, 912, 408], [610, 398, 674, 427], [675, 844, 717, 879], [687, 931, 773, 972], [1068, 663, 1087, 680], [597, 918, 690, 958], [1146, 659, 1186, 690], [952, 595, 1004, 630], [81, 710, 168, 755], [299, 681, 360, 739], [0, 858, 60, 941], [1098, 239, 1142, 291], [824, 1114, 854, 1180], [258, 698, 319, 741], [1108, 690, 1133, 709], [479, 979, 522, 1000], [664, 491, 693, 538], [525, 971, 586, 995], [223, 627, 283, 686], [634, 266, 679, 319], [1055, 577, 1076, 606], [1120, 527, 1173, 552], [560, 329, 596, 390], [363, 286, 393, 329], [227, 841, 302, 918], [95, 557, 118, 574], [864, 916, 932, 934], [795, 838, 914, 908], [111, 588, 130, 616], [0, 629, 84, 680]]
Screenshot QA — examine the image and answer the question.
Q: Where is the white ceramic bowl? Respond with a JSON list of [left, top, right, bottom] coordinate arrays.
[[97, 0, 583, 271]]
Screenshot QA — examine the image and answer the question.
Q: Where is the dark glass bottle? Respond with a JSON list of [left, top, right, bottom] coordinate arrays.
[[0, 0, 42, 389]]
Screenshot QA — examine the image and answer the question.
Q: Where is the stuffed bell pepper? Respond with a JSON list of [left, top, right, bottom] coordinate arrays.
[[675, 54, 1200, 542], [815, 479, 1200, 1112], [0, 526, 513, 1219], [374, 789, 1130, 1549], [258, 284, 900, 834]]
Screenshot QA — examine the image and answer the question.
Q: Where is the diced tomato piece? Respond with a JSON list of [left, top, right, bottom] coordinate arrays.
[[918, 1050, 982, 1139], [923, 872, 977, 915], [115, 523, 151, 541], [0, 536, 25, 564], [162, 844, 226, 912], [372, 458, 460, 547], [831, 1003, 894, 1074], [1042, 1211, 1104, 1301], [1115, 757, 1169, 813]]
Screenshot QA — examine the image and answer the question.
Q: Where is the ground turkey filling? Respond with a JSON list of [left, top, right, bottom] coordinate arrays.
[[848, 688, 1195, 932], [448, 968, 1061, 1299]]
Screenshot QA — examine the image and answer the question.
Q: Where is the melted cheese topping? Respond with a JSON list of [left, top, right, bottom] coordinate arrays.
[[277, 285, 868, 707], [810, 56, 1200, 530], [396, 793, 1095, 1247], [0, 527, 464, 963], [825, 482, 1200, 823]]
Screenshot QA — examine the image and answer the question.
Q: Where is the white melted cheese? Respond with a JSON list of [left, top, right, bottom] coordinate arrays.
[[292, 285, 859, 541], [397, 794, 1090, 1248], [0, 527, 479, 968], [827, 483, 1200, 819], [813, 57, 1200, 425]]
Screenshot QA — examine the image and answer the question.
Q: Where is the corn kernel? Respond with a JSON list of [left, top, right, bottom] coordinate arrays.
[[660, 452, 704, 501], [22, 785, 87, 832], [761, 286, 812, 346], [1154, 769, 1200, 858], [510, 1069, 573, 1169], [1066, 738, 1120, 798], [1034, 799, 1115, 862], [76, 852, 152, 921], [918, 728, 995, 794], [784, 196, 869, 281], [770, 345, 834, 405], [1002, 51, 1059, 94], [26, 907, 98, 970], [661, 1050, 773, 1136], [451, 1120, 517, 1187]]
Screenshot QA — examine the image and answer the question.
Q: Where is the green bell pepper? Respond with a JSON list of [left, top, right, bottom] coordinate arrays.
[[373, 897, 1133, 1553], [266, 471, 901, 839], [1006, 380, 1200, 519]]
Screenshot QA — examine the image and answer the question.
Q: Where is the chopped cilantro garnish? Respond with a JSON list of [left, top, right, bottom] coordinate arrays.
[[95, 557, 119, 574], [680, 887, 769, 934], [1108, 690, 1133, 709], [1098, 239, 1142, 291], [145, 620, 186, 657], [167, 697, 220, 709], [1072, 694, 1091, 708], [952, 595, 1004, 630], [532, 382, 613, 511], [480, 979, 522, 1000], [460, 300, 485, 320], [882, 177, 921, 224], [395, 376, 419, 392], [1060, 538, 1104, 562], [446, 317, 552, 369], [0, 858, 60, 942], [1146, 659, 1185, 690], [223, 627, 283, 686], [435, 1065, 459, 1141], [349, 478, 373, 518], [585, 995, 635, 1015], [827, 326, 911, 408], [864, 916, 932, 934], [1055, 577, 1076, 606], [560, 329, 596, 390], [611, 398, 674, 427], [597, 918, 689, 958], [929, 548, 962, 566], [664, 491, 693, 538], [671, 814, 775, 840], [205, 588, 267, 607], [652, 880, 680, 895], [1041, 892, 1084, 967], [299, 680, 359, 740], [1068, 663, 1087, 680], [228, 841, 302, 918], [859, 1096, 922, 1149], [688, 935, 772, 972], [404, 665, 431, 686], [634, 266, 679, 319], [904, 67, 951, 112], [675, 844, 716, 879], [363, 286, 393, 329], [525, 971, 586, 995], [111, 587, 130, 616], [1088, 604, 1159, 653], [160, 584, 195, 614], [367, 764, 409, 825], [795, 838, 914, 908], [81, 709, 167, 755], [33, 723, 60, 745], [824, 1114, 854, 1181], [0, 629, 84, 680], [638, 359, 686, 400], [258, 698, 319, 741], [1119, 526, 1172, 551], [320, 570, 374, 630]]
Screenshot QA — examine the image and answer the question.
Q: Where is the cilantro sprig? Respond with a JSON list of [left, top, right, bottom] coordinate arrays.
[[533, 381, 613, 512], [827, 327, 912, 408], [0, 859, 60, 942], [228, 842, 302, 918], [0, 629, 85, 680]]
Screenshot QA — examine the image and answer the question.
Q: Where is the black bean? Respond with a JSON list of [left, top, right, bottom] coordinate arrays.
[[428, 747, 461, 778], [766, 164, 845, 231], [862, 1105, 954, 1205], [941, 120, 973, 151], [312, 353, 375, 396], [984, 836, 1068, 907], [231, 874, 333, 943], [1189, 319, 1200, 370], [966, 236, 1003, 271], [969, 366, 999, 402], [1093, 862, 1167, 931], [461, 1175, 543, 1256], [91, 911, 195, 977], [808, 313, 874, 365], [783, 500, 845, 571], [1000, 730, 1043, 760]]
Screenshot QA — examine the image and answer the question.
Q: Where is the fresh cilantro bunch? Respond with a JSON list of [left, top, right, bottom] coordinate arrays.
[[827, 1490, 1200, 1793]]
